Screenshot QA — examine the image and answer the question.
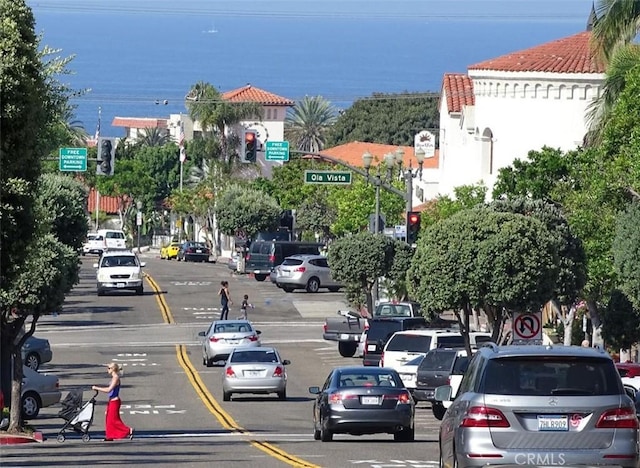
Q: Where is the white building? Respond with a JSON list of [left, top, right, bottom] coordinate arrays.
[[437, 28, 606, 198]]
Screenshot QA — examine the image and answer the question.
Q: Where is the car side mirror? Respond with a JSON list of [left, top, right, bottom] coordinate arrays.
[[282, 359, 291, 365], [308, 386, 320, 395], [92, 263, 99, 268], [140, 262, 146, 267], [434, 385, 453, 402], [198, 331, 205, 337]]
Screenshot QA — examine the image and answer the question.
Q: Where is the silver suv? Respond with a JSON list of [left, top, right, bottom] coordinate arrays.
[[436, 344, 639, 467], [275, 254, 342, 293]]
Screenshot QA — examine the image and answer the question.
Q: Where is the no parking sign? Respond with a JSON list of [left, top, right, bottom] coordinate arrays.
[[512, 311, 542, 345]]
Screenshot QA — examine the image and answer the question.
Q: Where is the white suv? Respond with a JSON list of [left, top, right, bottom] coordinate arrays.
[[93, 251, 145, 296]]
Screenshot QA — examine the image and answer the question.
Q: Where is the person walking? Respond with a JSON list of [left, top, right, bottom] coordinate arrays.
[[239, 294, 254, 320], [92, 362, 134, 441], [218, 281, 232, 320]]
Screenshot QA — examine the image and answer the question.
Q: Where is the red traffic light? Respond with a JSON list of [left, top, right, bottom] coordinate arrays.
[[409, 214, 419, 224], [245, 132, 256, 142]]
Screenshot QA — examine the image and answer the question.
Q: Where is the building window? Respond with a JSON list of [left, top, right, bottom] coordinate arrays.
[[272, 109, 278, 120], [266, 109, 272, 119]]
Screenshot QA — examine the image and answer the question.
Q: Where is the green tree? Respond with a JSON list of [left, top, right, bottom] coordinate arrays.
[[382, 240, 414, 301], [285, 95, 337, 152], [602, 290, 640, 351], [137, 127, 169, 147], [613, 202, 640, 309], [296, 196, 336, 242], [420, 183, 487, 229], [215, 184, 281, 238], [37, 174, 89, 251], [326, 92, 439, 147], [328, 231, 395, 314], [408, 208, 559, 353]]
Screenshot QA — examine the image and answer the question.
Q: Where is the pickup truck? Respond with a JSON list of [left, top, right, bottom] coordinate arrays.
[[323, 302, 422, 357]]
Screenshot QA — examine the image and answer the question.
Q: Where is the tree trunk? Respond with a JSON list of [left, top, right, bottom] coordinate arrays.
[[586, 300, 603, 348], [8, 352, 24, 433], [364, 279, 373, 318], [563, 305, 576, 346]]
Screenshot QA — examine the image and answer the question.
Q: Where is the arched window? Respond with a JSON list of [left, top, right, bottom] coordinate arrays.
[[481, 128, 494, 175]]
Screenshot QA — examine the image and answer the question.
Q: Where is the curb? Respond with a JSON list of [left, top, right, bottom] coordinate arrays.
[[0, 431, 44, 445]]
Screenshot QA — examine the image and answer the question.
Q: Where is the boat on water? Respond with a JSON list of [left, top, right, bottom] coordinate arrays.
[[203, 22, 218, 34]]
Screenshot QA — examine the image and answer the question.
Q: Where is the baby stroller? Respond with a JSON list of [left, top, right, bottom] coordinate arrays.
[[57, 389, 98, 443]]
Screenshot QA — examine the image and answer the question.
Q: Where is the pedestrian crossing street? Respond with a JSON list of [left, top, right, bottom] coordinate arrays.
[[312, 344, 443, 433]]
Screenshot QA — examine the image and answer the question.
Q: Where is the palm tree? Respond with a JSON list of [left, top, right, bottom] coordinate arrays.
[[285, 96, 337, 153], [185, 81, 262, 163], [588, 0, 640, 144], [137, 127, 169, 147]]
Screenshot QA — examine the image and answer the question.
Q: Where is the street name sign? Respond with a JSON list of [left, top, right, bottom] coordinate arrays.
[[265, 141, 290, 161], [59, 147, 88, 172], [304, 170, 352, 185]]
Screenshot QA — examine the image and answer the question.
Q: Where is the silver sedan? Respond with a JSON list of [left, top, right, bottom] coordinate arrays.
[[222, 347, 290, 401], [198, 320, 262, 366]]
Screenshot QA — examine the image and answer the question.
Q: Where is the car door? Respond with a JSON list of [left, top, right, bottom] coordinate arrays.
[[311, 258, 330, 286], [316, 371, 334, 425]]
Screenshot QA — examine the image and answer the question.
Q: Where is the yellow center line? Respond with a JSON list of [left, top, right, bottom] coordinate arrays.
[[145, 273, 321, 468]]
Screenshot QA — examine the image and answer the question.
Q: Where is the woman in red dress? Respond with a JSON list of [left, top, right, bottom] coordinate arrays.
[[92, 362, 134, 441]]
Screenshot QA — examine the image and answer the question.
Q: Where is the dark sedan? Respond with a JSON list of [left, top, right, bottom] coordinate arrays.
[[22, 336, 53, 371], [309, 366, 415, 442], [177, 241, 211, 263]]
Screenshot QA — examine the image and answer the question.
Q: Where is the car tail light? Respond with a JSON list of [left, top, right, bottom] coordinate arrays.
[[323, 323, 328, 333], [329, 392, 357, 404], [272, 366, 284, 377], [247, 334, 259, 342], [461, 406, 510, 428], [269, 254, 275, 263], [209, 336, 221, 342], [246, 253, 250, 260], [596, 407, 638, 429], [294, 267, 306, 272], [225, 367, 236, 378], [364, 321, 369, 331], [384, 391, 411, 404]]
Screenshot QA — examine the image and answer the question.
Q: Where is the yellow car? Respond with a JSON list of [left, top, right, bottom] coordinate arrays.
[[160, 242, 181, 260]]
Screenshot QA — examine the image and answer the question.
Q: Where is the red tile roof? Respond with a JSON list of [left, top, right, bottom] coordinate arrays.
[[305, 141, 439, 170], [468, 31, 605, 74], [222, 85, 294, 106], [87, 187, 121, 214], [112, 117, 168, 128], [442, 73, 475, 113]]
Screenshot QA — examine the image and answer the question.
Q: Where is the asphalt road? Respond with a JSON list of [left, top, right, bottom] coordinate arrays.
[[2, 252, 444, 468]]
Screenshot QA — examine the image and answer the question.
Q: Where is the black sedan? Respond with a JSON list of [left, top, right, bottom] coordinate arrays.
[[309, 366, 415, 442], [177, 241, 211, 263]]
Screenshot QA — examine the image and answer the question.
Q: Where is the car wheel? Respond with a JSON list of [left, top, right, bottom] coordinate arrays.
[[223, 391, 231, 402], [135, 287, 143, 296], [97, 288, 104, 297], [205, 356, 213, 368], [21, 391, 41, 419], [432, 402, 447, 420], [255, 274, 267, 282], [24, 353, 40, 371], [277, 389, 287, 400], [394, 425, 415, 442], [313, 427, 321, 440], [338, 342, 357, 358], [282, 286, 295, 293], [320, 419, 333, 442], [306, 277, 320, 293]]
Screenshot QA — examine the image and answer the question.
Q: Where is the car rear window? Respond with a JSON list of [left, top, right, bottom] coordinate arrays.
[[452, 355, 471, 374], [87, 234, 97, 241], [386, 334, 433, 352], [338, 371, 401, 388], [212, 322, 253, 334], [106, 231, 125, 239], [367, 322, 403, 342], [481, 357, 622, 396], [282, 258, 304, 266], [435, 335, 465, 348], [250, 243, 272, 255], [419, 350, 457, 371], [374, 304, 413, 317], [230, 350, 278, 363]]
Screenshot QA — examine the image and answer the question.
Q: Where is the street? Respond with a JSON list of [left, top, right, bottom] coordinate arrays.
[[2, 253, 444, 467]]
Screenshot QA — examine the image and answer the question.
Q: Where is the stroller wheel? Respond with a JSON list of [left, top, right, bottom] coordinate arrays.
[[57, 434, 66, 443], [82, 433, 91, 443]]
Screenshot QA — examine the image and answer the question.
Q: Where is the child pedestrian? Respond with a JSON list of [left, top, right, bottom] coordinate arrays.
[[239, 294, 254, 320]]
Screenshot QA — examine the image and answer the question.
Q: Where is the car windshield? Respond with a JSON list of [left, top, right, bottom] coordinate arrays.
[[419, 350, 457, 371], [101, 256, 138, 267], [230, 350, 279, 363], [386, 334, 432, 352], [212, 322, 253, 334], [481, 357, 622, 396], [374, 304, 413, 317], [338, 371, 401, 388]]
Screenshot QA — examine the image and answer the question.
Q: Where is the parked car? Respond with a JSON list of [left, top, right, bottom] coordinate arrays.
[[309, 366, 415, 442], [178, 241, 212, 263], [617, 362, 640, 391], [396, 355, 425, 394], [222, 346, 290, 401], [93, 250, 145, 296], [160, 242, 181, 260], [198, 320, 262, 367], [362, 317, 428, 367], [22, 335, 53, 371], [270, 264, 283, 285], [436, 344, 638, 468], [245, 240, 323, 282], [82, 233, 104, 256], [22, 366, 61, 419], [96, 229, 126, 252], [228, 252, 240, 271], [414, 348, 471, 418], [276, 254, 342, 293]]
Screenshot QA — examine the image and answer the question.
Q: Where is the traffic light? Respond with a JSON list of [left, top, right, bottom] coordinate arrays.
[[241, 130, 258, 163], [406, 211, 421, 244], [97, 137, 116, 176]]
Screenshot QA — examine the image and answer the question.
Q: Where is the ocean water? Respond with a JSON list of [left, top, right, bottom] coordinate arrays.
[[30, 0, 588, 137]]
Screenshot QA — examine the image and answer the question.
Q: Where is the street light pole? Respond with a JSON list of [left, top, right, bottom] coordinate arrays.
[[136, 200, 143, 253]]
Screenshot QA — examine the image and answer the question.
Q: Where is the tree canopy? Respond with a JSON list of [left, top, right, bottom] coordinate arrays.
[[215, 184, 281, 239]]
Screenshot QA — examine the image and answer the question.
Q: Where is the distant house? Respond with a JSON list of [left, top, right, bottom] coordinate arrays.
[[438, 20, 606, 198]]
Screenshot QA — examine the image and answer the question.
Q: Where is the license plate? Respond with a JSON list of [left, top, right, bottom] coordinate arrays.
[[244, 370, 261, 377], [340, 334, 350, 340], [367, 344, 376, 352], [538, 415, 568, 431], [116, 283, 125, 288], [196, 249, 202, 253], [361, 396, 380, 405]]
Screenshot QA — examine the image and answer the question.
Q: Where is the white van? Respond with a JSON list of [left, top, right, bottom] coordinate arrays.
[[97, 229, 126, 252], [380, 329, 492, 370]]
